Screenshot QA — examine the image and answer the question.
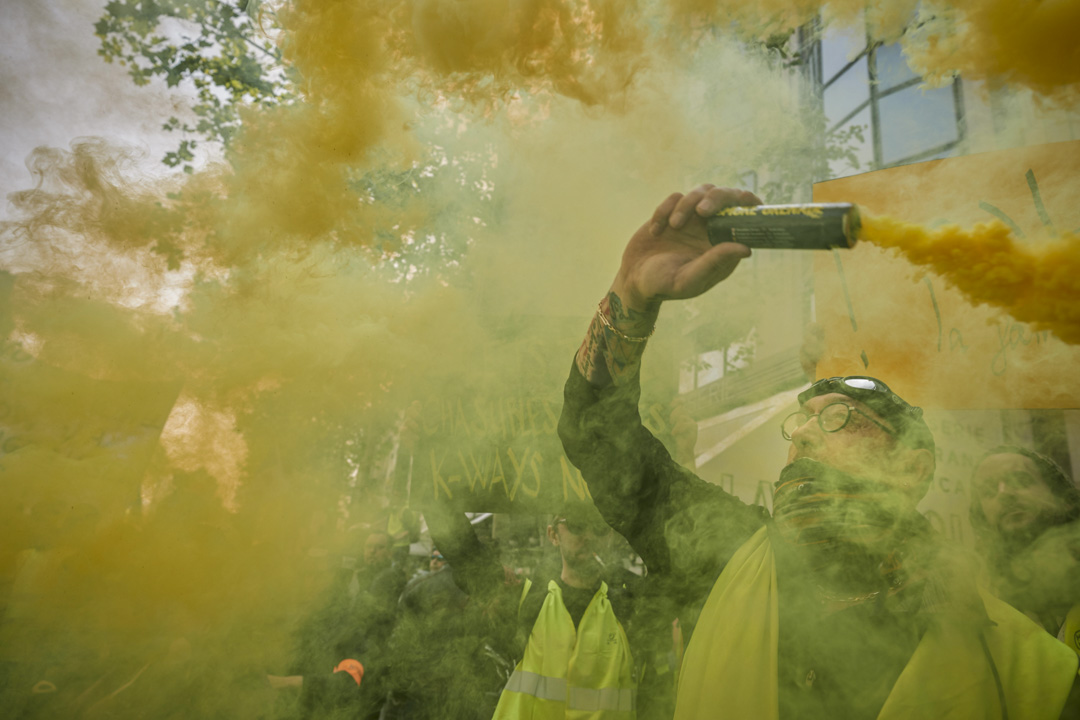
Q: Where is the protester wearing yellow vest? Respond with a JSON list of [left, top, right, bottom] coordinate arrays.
[[426, 507, 639, 720], [971, 447, 1080, 657], [493, 578, 636, 719], [558, 185, 1080, 719]]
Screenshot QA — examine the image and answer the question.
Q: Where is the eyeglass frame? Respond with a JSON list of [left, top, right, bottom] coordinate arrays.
[[781, 401, 899, 442]]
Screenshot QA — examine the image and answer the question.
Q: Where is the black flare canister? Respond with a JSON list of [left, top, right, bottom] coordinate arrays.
[[706, 202, 860, 250]]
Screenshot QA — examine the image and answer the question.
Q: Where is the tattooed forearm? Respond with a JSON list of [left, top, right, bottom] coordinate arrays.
[[575, 291, 659, 388], [575, 311, 611, 386], [608, 293, 659, 335]]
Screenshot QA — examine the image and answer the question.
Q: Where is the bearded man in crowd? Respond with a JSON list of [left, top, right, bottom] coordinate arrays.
[[558, 184, 1079, 719], [970, 445, 1080, 654]]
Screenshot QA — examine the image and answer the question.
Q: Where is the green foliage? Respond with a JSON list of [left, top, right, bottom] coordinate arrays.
[[348, 142, 499, 285], [93, 0, 492, 282], [824, 121, 869, 174], [95, 0, 292, 172]]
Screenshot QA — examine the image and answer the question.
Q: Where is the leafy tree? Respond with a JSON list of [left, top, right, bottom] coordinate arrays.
[[94, 0, 496, 283], [95, 0, 292, 172]]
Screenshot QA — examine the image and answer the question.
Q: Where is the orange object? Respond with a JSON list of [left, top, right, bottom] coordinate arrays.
[[333, 659, 364, 687]]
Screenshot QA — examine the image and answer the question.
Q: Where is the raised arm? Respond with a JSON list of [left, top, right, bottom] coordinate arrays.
[[559, 185, 769, 589], [575, 185, 758, 388], [423, 507, 508, 599]]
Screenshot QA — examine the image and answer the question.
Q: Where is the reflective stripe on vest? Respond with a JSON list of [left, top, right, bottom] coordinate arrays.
[[505, 670, 567, 702], [493, 580, 636, 719], [504, 670, 638, 711]]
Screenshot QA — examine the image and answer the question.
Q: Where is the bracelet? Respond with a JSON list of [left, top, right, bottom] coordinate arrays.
[[596, 301, 654, 343]]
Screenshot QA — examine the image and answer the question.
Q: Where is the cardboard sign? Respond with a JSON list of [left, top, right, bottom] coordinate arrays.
[[411, 392, 590, 511], [813, 140, 1080, 409]]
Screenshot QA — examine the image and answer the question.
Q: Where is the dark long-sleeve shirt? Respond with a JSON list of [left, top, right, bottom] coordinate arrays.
[[558, 361, 769, 597], [557, 360, 938, 719]]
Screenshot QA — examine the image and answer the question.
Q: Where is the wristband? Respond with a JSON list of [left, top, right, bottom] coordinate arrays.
[[596, 301, 653, 343]]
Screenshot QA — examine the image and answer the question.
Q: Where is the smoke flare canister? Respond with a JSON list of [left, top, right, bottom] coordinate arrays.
[[706, 203, 860, 250]]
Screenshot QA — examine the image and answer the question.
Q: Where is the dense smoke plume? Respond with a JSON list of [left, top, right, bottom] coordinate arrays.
[[1, 0, 1078, 717], [863, 217, 1080, 345]]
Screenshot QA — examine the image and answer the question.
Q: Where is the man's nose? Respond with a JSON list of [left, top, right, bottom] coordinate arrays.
[[980, 481, 1016, 512], [789, 415, 822, 446], [993, 480, 1017, 500]]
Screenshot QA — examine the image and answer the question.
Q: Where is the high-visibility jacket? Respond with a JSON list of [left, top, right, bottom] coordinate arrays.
[[493, 579, 636, 720], [675, 526, 1079, 720], [1058, 604, 1080, 656]]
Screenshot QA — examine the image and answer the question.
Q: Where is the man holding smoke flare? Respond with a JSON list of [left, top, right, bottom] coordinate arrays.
[[557, 185, 1080, 719]]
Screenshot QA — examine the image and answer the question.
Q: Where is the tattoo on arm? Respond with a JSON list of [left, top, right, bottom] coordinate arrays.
[[575, 311, 611, 386], [575, 292, 658, 388], [608, 293, 659, 334]]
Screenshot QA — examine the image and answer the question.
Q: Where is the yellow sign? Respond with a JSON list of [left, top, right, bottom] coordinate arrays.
[[812, 140, 1080, 409]]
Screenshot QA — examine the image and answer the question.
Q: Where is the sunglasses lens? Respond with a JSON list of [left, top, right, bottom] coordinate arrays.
[[843, 378, 880, 391]]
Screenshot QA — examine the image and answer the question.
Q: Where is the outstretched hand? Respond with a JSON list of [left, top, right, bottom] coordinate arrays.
[[576, 184, 761, 388], [612, 184, 761, 313]]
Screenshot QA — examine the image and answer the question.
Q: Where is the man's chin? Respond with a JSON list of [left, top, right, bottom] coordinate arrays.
[[782, 457, 894, 489], [785, 455, 840, 471], [569, 558, 602, 574]]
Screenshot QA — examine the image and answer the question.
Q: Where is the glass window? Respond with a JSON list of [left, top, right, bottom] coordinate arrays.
[[879, 84, 958, 165], [696, 350, 725, 387], [823, 55, 869, 129], [923, 146, 960, 163], [827, 107, 873, 179], [821, 25, 867, 83], [875, 43, 918, 92]]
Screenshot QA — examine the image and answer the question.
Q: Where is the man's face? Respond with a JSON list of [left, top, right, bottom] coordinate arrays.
[[549, 518, 611, 573], [973, 453, 1061, 539], [785, 392, 906, 486]]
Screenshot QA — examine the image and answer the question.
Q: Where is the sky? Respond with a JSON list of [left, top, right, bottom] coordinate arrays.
[[0, 0, 187, 199]]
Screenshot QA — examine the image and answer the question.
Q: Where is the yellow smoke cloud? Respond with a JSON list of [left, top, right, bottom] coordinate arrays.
[[862, 215, 1080, 345], [1, 0, 1078, 716], [904, 0, 1080, 98], [666, 0, 1080, 97]]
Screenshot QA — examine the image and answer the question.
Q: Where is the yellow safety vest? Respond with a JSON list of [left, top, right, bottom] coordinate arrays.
[[675, 527, 1079, 720], [1058, 604, 1080, 656], [493, 580, 637, 720]]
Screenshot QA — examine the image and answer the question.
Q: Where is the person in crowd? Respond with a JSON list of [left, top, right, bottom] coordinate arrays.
[[426, 504, 639, 719], [970, 445, 1080, 652], [557, 184, 1079, 719], [397, 548, 464, 614], [271, 528, 407, 719], [355, 530, 408, 612], [379, 545, 509, 720]]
